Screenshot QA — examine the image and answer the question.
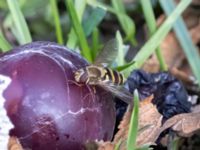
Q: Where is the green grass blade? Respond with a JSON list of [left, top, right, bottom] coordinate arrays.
[[20, 0, 49, 18], [0, 1, 7, 9], [50, 0, 64, 44], [66, 0, 87, 49], [114, 140, 122, 150], [74, 0, 86, 20], [83, 7, 106, 37], [127, 90, 139, 150], [0, 32, 12, 52], [88, 0, 136, 45], [7, 0, 32, 44], [89, 0, 125, 17], [140, 0, 167, 71], [111, 0, 136, 45], [67, 29, 78, 49], [114, 60, 135, 72], [66, 0, 92, 62], [160, 0, 200, 86], [116, 31, 125, 66], [127, 0, 191, 74], [135, 144, 152, 150], [91, 28, 100, 60], [89, 0, 137, 45], [87, 0, 116, 13], [168, 137, 180, 150]]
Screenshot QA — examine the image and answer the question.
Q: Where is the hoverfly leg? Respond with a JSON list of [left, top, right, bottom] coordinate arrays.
[[85, 78, 90, 84], [92, 85, 97, 94], [68, 80, 84, 87]]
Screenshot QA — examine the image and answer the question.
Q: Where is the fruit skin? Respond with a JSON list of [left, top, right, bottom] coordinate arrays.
[[0, 41, 116, 150]]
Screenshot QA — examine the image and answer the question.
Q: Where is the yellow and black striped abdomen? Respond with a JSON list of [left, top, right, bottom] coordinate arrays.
[[104, 68, 124, 85]]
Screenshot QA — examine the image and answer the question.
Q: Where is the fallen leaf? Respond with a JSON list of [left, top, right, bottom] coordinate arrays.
[[96, 94, 200, 150], [142, 30, 185, 72], [192, 104, 200, 113], [136, 95, 163, 146], [113, 95, 164, 147], [189, 20, 200, 44], [142, 16, 200, 73], [170, 68, 196, 85], [8, 137, 23, 150], [161, 112, 200, 137], [170, 68, 200, 97], [97, 141, 115, 150], [113, 105, 132, 145], [182, 0, 200, 29]]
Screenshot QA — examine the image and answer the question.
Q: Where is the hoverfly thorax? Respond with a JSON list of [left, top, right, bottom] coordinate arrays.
[[75, 65, 108, 85]]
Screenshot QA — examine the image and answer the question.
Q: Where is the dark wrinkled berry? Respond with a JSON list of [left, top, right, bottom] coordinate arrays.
[[0, 41, 116, 150], [126, 70, 192, 119], [114, 99, 127, 133]]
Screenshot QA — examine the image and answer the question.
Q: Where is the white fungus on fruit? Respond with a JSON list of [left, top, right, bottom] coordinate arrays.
[[0, 74, 14, 149]]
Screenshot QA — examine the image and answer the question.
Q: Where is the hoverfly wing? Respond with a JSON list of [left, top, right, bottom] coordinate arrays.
[[94, 39, 118, 67], [97, 81, 133, 104]]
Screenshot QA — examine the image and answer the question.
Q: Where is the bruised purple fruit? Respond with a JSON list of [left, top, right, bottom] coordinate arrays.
[[0, 42, 116, 150]]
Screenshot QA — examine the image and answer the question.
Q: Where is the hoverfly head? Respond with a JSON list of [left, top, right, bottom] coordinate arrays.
[[74, 68, 88, 83]]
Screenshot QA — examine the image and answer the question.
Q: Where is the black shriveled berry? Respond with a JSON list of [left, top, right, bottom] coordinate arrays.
[[126, 70, 192, 119]]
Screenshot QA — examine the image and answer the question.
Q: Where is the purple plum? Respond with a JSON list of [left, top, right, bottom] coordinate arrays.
[[0, 41, 116, 150]]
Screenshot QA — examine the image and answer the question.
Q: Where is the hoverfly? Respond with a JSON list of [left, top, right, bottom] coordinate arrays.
[[74, 39, 133, 104]]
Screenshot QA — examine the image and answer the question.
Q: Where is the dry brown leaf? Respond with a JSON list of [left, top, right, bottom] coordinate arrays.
[[97, 141, 115, 150], [170, 68, 200, 97], [158, 92, 200, 138], [111, 104, 132, 150], [93, 96, 200, 150], [190, 21, 200, 44], [161, 112, 200, 137], [8, 137, 23, 150], [170, 68, 195, 85], [136, 100, 162, 146], [113, 95, 164, 147], [113, 105, 132, 145], [142, 16, 200, 73], [182, 1, 200, 29], [192, 104, 200, 113], [142, 30, 185, 72], [113, 96, 154, 144]]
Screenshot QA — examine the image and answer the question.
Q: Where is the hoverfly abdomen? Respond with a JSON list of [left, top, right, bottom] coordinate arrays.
[[119, 72, 124, 85], [104, 68, 124, 85]]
